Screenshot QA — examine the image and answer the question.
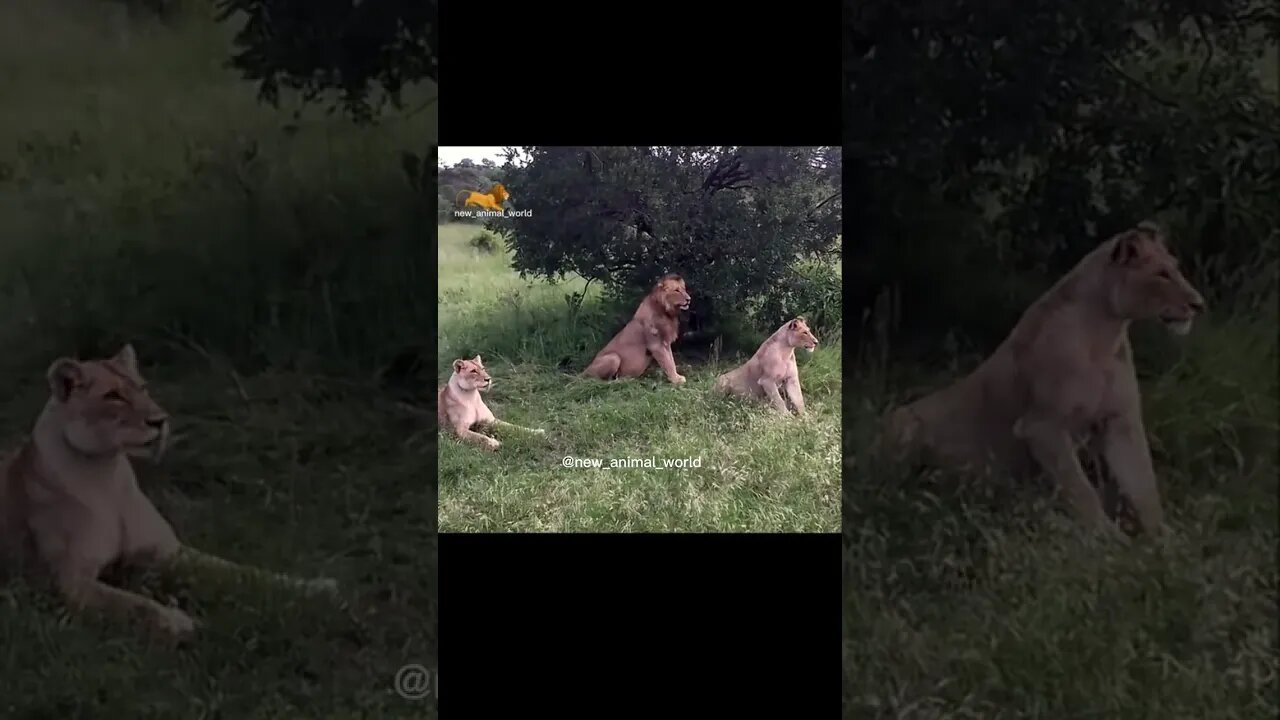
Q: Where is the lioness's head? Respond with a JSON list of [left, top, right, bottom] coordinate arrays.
[[45, 344, 170, 461], [1106, 222, 1206, 335], [652, 273, 692, 314], [782, 316, 819, 352], [451, 355, 492, 392]]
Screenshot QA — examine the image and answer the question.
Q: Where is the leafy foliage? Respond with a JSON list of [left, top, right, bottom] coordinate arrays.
[[215, 0, 437, 123], [491, 146, 841, 331], [754, 260, 843, 337], [468, 230, 500, 254], [845, 0, 1280, 351]]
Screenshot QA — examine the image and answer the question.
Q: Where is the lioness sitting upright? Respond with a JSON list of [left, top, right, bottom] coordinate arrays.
[[438, 355, 545, 451], [583, 273, 692, 384], [714, 316, 819, 416], [883, 223, 1206, 536], [0, 345, 337, 640]]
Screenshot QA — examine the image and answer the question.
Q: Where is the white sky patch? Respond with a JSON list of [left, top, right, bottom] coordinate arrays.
[[438, 146, 517, 167]]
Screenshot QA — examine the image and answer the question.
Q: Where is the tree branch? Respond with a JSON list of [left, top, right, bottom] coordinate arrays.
[[1101, 55, 1180, 110], [702, 155, 752, 194], [404, 93, 438, 118], [810, 191, 841, 213], [1192, 14, 1213, 95]]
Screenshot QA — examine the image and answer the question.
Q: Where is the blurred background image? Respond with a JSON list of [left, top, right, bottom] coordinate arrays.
[[0, 1, 436, 716], [843, 2, 1278, 716]]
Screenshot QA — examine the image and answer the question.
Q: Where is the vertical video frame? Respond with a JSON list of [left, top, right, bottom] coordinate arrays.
[[437, 146, 842, 532]]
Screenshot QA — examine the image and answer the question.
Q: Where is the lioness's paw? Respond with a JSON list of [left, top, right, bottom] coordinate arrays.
[[532, 428, 547, 435], [154, 606, 197, 638], [671, 374, 687, 385], [306, 577, 340, 596], [485, 437, 501, 451]]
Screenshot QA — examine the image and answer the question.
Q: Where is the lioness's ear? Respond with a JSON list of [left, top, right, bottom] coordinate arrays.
[[1110, 230, 1142, 266], [1135, 220, 1165, 241], [113, 343, 139, 374], [453, 359, 466, 373], [471, 355, 483, 366], [46, 358, 84, 402], [789, 318, 802, 330]]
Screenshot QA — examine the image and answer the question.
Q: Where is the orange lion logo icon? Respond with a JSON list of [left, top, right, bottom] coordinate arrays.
[[455, 183, 511, 213]]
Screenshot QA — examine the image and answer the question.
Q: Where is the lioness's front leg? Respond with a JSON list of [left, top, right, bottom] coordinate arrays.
[[758, 377, 791, 415], [487, 418, 546, 435], [881, 405, 924, 462], [783, 375, 806, 416], [646, 329, 685, 384], [454, 424, 500, 450], [164, 545, 338, 597], [1100, 414, 1165, 534], [1016, 414, 1113, 532], [54, 563, 195, 638]]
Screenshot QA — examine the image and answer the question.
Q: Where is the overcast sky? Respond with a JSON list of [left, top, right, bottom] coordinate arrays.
[[437, 146, 511, 166]]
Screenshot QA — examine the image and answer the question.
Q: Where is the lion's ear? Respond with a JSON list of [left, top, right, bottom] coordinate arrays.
[[113, 343, 139, 374], [46, 357, 85, 402], [1135, 220, 1164, 241], [1110, 230, 1142, 266], [471, 355, 483, 366], [453, 359, 466, 373]]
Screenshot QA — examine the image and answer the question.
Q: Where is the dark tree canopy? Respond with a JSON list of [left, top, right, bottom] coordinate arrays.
[[845, 0, 1280, 350], [491, 146, 842, 333], [215, 0, 437, 122]]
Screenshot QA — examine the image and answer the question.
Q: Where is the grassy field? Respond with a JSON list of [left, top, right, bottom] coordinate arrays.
[[843, 290, 1278, 717], [0, 2, 435, 717], [437, 223, 842, 532]]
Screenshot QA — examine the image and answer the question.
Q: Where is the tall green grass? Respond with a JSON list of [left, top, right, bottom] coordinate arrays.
[[0, 0, 435, 377]]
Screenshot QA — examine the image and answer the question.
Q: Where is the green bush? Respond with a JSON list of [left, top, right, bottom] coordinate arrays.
[[752, 259, 842, 338], [468, 230, 500, 254]]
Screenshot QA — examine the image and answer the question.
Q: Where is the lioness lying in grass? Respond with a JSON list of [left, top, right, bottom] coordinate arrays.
[[0, 345, 337, 641]]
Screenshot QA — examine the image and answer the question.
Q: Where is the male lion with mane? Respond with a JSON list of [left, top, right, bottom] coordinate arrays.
[[455, 183, 510, 214], [883, 222, 1206, 537], [583, 273, 692, 384], [0, 345, 337, 641], [714, 316, 819, 415]]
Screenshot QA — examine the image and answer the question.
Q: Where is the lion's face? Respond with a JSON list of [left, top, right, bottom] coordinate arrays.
[[1107, 224, 1206, 335], [783, 317, 819, 352], [46, 344, 170, 460], [654, 274, 692, 314], [452, 355, 492, 392], [490, 184, 509, 204]]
